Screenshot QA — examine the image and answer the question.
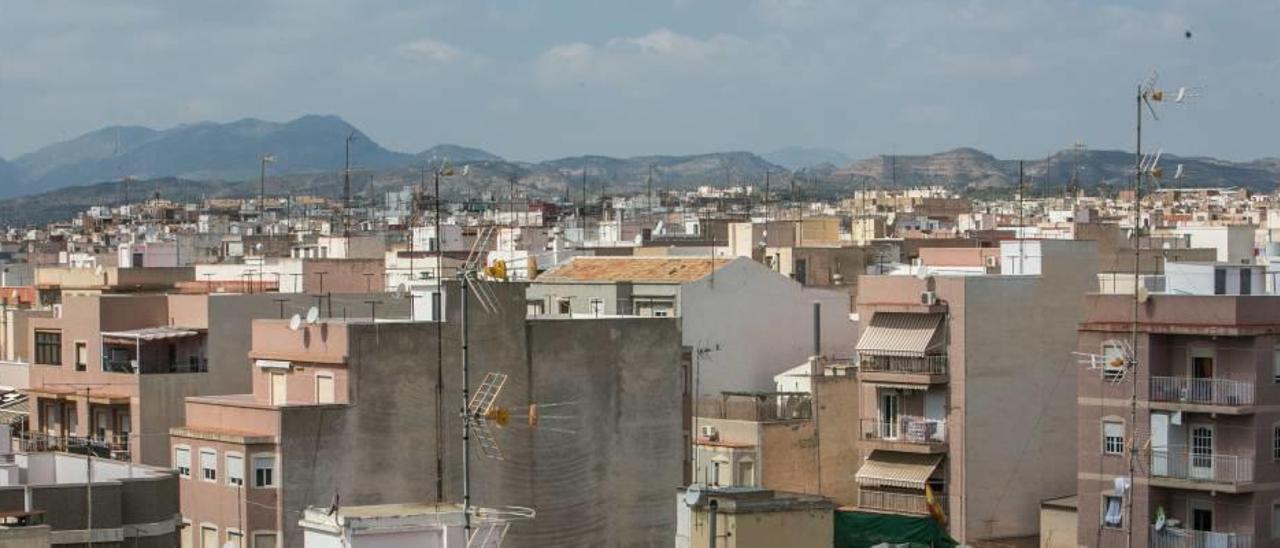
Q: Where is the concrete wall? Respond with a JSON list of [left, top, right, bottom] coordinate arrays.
[[275, 282, 684, 548], [1038, 503, 1077, 548], [959, 240, 1098, 542], [681, 259, 857, 394]]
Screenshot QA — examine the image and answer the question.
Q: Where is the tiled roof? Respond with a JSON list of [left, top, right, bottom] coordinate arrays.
[[537, 257, 731, 283]]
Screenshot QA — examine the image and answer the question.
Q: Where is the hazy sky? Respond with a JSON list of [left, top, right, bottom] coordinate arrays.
[[1, 0, 1277, 162]]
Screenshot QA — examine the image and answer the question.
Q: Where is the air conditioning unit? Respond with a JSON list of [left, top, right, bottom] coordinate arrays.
[[700, 425, 719, 441], [985, 255, 999, 268], [920, 291, 938, 306]]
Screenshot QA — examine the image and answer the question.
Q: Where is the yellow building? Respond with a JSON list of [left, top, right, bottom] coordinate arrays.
[[677, 487, 834, 548]]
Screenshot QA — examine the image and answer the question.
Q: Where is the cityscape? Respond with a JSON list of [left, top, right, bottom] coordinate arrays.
[[1, 2, 1279, 548]]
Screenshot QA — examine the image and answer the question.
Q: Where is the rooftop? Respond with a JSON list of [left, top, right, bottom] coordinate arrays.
[[536, 256, 732, 283]]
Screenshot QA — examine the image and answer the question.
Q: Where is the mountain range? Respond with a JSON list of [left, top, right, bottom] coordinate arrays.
[[1, 115, 1278, 225]]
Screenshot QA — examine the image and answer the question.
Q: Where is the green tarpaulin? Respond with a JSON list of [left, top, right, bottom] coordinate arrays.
[[834, 510, 958, 548]]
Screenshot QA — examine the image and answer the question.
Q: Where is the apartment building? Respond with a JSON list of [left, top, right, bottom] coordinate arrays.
[[529, 256, 856, 394], [23, 292, 407, 467], [850, 239, 1098, 544], [170, 281, 685, 548], [1076, 263, 1280, 547]]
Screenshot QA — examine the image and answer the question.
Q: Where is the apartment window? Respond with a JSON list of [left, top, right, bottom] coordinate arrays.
[[589, 298, 604, 316], [175, 446, 192, 478], [253, 533, 278, 548], [226, 530, 243, 548], [180, 520, 193, 548], [1214, 268, 1227, 295], [526, 300, 545, 316], [1102, 494, 1124, 528], [736, 460, 755, 486], [1240, 268, 1252, 295], [315, 373, 336, 404], [1101, 341, 1126, 382], [34, 330, 61, 365], [1273, 425, 1280, 461], [226, 453, 244, 486], [253, 454, 276, 488], [1103, 420, 1125, 455], [75, 341, 87, 371], [199, 448, 217, 482]]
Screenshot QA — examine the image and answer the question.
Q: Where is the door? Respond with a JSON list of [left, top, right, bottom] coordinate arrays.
[[270, 372, 287, 405], [1150, 413, 1170, 476], [879, 391, 900, 439], [315, 373, 335, 404], [1190, 425, 1214, 480], [93, 408, 110, 441], [794, 259, 808, 284], [1190, 502, 1213, 531], [200, 526, 218, 548], [1190, 350, 1215, 402]]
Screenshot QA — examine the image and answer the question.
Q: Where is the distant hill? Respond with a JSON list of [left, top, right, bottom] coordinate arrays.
[[837, 147, 1280, 192], [415, 144, 504, 164], [763, 147, 852, 170], [0, 157, 24, 191]]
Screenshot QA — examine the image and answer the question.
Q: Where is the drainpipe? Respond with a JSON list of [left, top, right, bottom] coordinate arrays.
[[707, 498, 718, 548], [812, 301, 822, 359]]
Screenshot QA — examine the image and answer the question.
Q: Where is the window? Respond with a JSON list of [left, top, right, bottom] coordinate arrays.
[[199, 448, 217, 482], [1103, 494, 1124, 528], [75, 341, 87, 371], [736, 460, 755, 486], [226, 530, 243, 548], [226, 453, 244, 486], [175, 446, 192, 478], [34, 330, 61, 365], [1214, 268, 1227, 295], [253, 533, 278, 548], [1240, 268, 1252, 295], [253, 454, 276, 488], [1101, 341, 1126, 382], [589, 299, 604, 316], [526, 300, 545, 316], [180, 520, 193, 548], [1273, 347, 1280, 384], [1273, 504, 1280, 539], [270, 372, 287, 406], [557, 298, 572, 315], [1272, 426, 1280, 461], [1103, 420, 1125, 455]]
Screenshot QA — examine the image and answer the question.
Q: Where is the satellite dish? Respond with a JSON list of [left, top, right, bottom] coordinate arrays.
[[288, 314, 302, 331], [1137, 285, 1150, 304], [684, 484, 705, 507], [306, 306, 320, 324], [1173, 164, 1185, 180], [394, 283, 408, 300]]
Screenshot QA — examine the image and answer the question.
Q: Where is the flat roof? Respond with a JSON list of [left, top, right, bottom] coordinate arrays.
[[537, 256, 731, 283]]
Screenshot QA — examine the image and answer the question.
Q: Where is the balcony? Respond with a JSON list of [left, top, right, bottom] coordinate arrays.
[[859, 354, 948, 384], [1149, 377, 1254, 413], [1149, 449, 1254, 492], [861, 417, 947, 453], [1151, 526, 1253, 548], [14, 432, 132, 461], [857, 489, 930, 515]]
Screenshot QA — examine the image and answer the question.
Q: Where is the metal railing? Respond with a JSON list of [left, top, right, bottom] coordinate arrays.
[[1149, 377, 1254, 406], [861, 416, 947, 444], [1149, 449, 1253, 485], [859, 354, 947, 375], [1151, 526, 1253, 548], [14, 432, 131, 461], [857, 490, 930, 515]]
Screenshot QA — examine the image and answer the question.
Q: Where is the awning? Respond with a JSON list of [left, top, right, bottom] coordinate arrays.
[[863, 382, 929, 391], [102, 326, 203, 344], [254, 359, 292, 370], [855, 313, 943, 358], [855, 450, 943, 490]]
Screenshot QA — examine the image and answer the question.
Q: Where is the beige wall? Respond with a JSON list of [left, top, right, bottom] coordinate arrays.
[[1038, 504, 1076, 548], [688, 506, 832, 548]]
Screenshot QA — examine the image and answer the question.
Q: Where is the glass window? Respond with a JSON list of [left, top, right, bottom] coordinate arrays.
[[34, 330, 61, 365], [1103, 421, 1125, 455], [75, 342, 87, 371], [253, 455, 276, 488], [200, 448, 217, 482], [1272, 504, 1280, 539], [227, 531, 243, 548], [226, 453, 244, 486], [254, 532, 278, 548], [1240, 268, 1252, 295], [1273, 426, 1280, 461], [175, 446, 191, 478], [1103, 494, 1124, 528], [1214, 268, 1227, 295], [1101, 342, 1126, 381]]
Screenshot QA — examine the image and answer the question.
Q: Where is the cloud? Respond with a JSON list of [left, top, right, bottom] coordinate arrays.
[[396, 38, 466, 63], [534, 28, 759, 88]]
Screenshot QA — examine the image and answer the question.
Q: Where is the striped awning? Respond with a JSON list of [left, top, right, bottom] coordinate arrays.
[[101, 326, 203, 344], [855, 313, 943, 358], [855, 450, 943, 490]]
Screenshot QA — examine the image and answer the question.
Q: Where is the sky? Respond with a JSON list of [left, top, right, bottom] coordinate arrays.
[[1, 0, 1278, 162]]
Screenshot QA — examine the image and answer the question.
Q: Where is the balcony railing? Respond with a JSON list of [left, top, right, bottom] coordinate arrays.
[[858, 490, 930, 515], [1151, 526, 1253, 548], [14, 432, 131, 461], [1150, 377, 1254, 407], [859, 354, 948, 375], [861, 416, 947, 445], [1149, 449, 1253, 485]]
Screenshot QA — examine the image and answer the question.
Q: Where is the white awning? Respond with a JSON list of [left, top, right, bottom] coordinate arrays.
[[855, 313, 943, 358], [855, 450, 943, 490], [255, 359, 292, 370], [101, 326, 203, 342]]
